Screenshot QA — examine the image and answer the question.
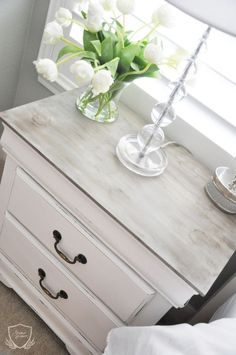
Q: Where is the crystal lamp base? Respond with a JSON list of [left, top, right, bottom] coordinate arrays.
[[116, 134, 168, 177]]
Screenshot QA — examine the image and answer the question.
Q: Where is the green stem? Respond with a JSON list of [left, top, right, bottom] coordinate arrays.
[[140, 22, 160, 42], [112, 9, 119, 20], [94, 63, 107, 72], [72, 19, 86, 30], [86, 93, 100, 104], [84, 91, 93, 104], [161, 59, 178, 68], [61, 37, 82, 49], [129, 22, 149, 40], [57, 53, 80, 65], [107, 101, 112, 122], [96, 94, 106, 118], [119, 63, 152, 81]]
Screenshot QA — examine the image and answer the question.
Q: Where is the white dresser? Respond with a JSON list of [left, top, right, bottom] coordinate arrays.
[[0, 89, 235, 354]]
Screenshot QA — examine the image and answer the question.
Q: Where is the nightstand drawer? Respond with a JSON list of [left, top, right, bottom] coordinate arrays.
[[0, 215, 122, 352], [8, 169, 154, 322]]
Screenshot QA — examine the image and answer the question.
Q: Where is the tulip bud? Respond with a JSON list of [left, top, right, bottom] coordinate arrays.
[[144, 43, 163, 65], [116, 0, 136, 15], [55, 7, 73, 27], [92, 69, 114, 95], [33, 59, 58, 82], [43, 21, 63, 44], [101, 0, 115, 12], [70, 60, 94, 86], [86, 1, 104, 32], [152, 4, 176, 28]]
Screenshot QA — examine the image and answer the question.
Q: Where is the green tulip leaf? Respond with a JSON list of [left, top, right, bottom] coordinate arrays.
[[119, 44, 141, 73], [116, 26, 125, 53], [102, 30, 117, 43], [97, 30, 105, 43], [130, 62, 140, 71], [123, 64, 159, 82], [114, 41, 122, 58], [83, 30, 98, 52], [91, 40, 102, 56], [56, 45, 82, 62], [105, 57, 120, 77], [101, 37, 113, 63], [77, 51, 97, 61], [133, 52, 150, 70], [113, 19, 123, 29]]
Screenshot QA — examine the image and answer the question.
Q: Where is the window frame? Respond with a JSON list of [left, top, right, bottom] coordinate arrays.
[[37, 0, 236, 170]]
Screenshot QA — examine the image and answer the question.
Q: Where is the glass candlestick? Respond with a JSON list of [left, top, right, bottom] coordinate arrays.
[[167, 82, 187, 103], [116, 123, 167, 177], [116, 26, 211, 177], [151, 103, 176, 127]]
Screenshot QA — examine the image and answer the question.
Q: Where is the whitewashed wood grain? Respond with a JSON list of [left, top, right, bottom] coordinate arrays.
[[1, 134, 195, 307], [1, 89, 235, 295]]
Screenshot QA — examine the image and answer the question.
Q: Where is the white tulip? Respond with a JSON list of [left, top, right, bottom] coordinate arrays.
[[55, 7, 73, 27], [101, 0, 115, 11], [86, 1, 104, 32], [33, 59, 58, 82], [116, 0, 136, 15], [167, 48, 188, 68], [152, 4, 176, 28], [144, 43, 163, 65], [43, 21, 63, 44], [70, 60, 94, 87], [92, 69, 114, 95]]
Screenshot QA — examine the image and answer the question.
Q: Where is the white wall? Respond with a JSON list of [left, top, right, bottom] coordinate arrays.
[[14, 0, 52, 106], [0, 0, 34, 111], [0, 0, 51, 140]]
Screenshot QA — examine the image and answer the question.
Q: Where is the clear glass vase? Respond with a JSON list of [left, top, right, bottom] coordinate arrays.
[[76, 81, 127, 123]]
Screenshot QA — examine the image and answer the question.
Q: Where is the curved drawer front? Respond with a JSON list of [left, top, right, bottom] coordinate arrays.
[[0, 215, 121, 352], [8, 169, 154, 322]]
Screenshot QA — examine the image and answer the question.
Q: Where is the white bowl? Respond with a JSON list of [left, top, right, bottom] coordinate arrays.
[[213, 167, 236, 203]]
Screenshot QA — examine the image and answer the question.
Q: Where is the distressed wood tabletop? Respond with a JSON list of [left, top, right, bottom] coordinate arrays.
[[1, 89, 235, 295]]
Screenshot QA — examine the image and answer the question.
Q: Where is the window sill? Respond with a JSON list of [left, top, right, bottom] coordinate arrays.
[[38, 75, 236, 171], [121, 78, 236, 171]]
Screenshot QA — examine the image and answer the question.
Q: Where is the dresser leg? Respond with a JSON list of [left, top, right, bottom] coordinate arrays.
[[66, 344, 91, 355]]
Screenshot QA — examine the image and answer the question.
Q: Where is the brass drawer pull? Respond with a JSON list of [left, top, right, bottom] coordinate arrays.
[[53, 230, 87, 265], [38, 268, 68, 300]]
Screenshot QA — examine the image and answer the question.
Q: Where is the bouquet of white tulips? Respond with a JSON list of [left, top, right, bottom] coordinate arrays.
[[34, 0, 179, 123]]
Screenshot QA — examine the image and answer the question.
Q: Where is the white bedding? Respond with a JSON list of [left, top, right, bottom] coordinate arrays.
[[104, 294, 236, 355], [103, 318, 236, 355], [210, 294, 236, 321]]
